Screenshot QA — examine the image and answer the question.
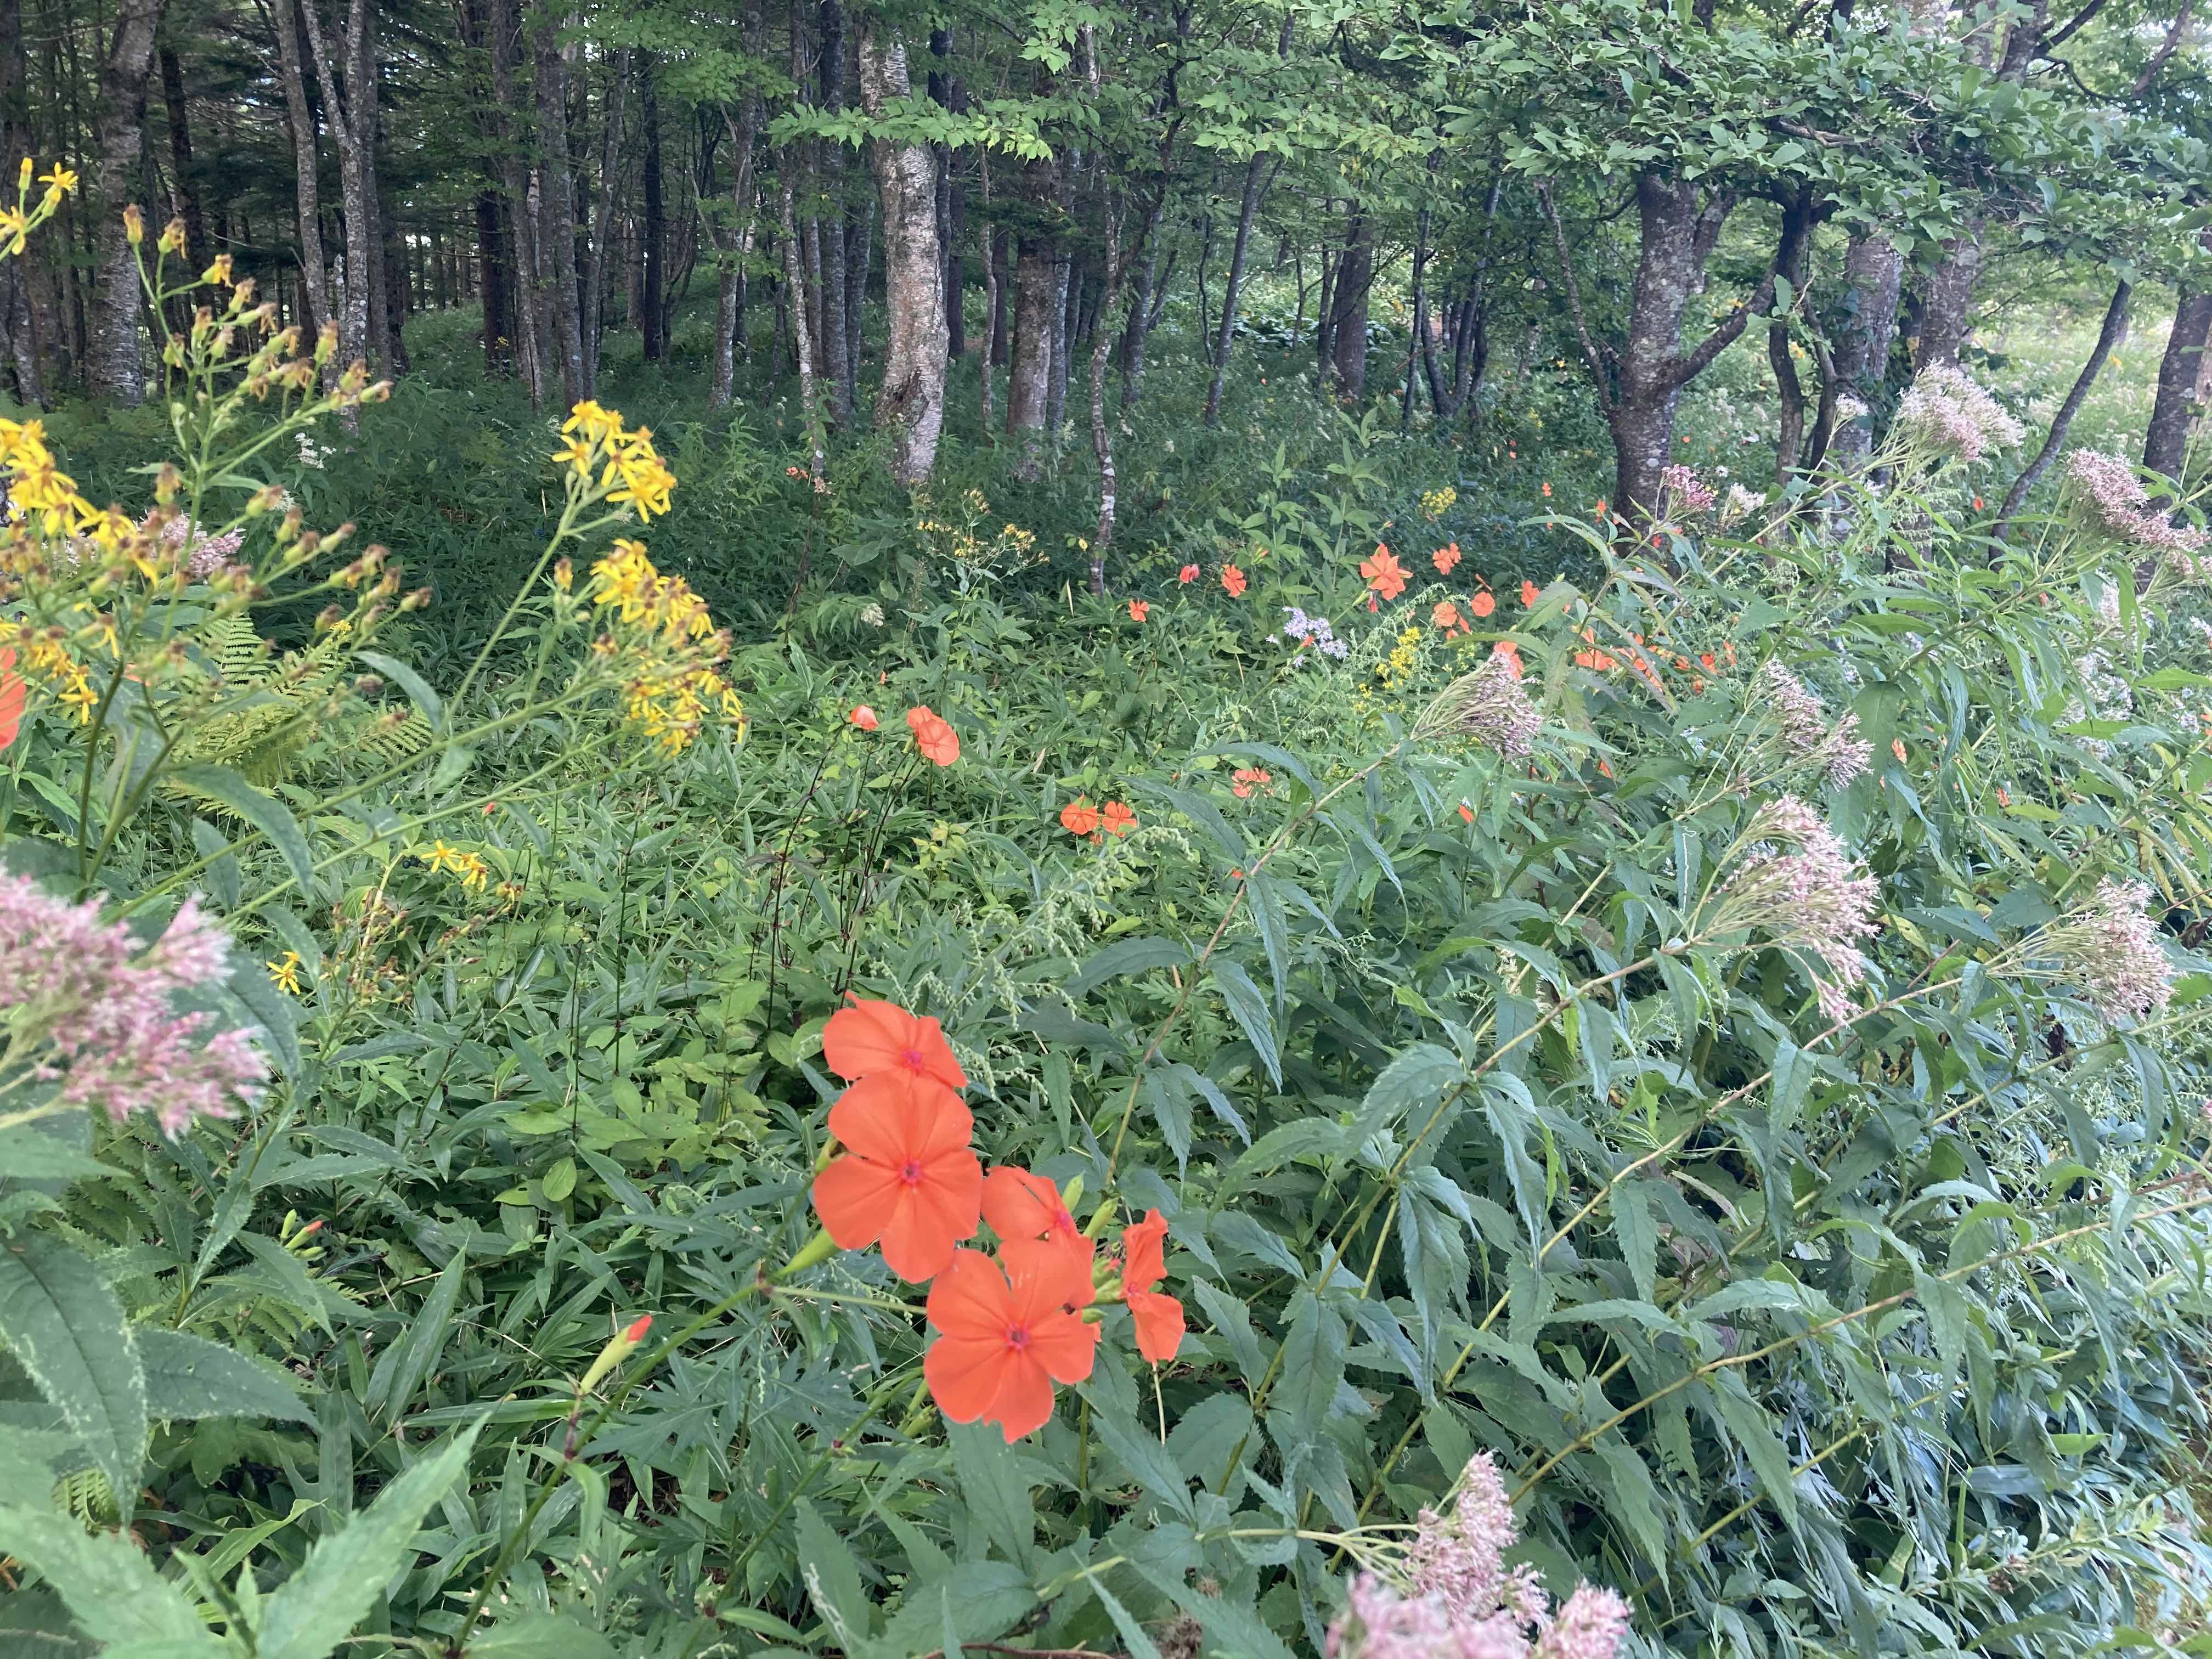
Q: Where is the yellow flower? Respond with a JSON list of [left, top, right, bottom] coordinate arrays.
[[38, 165, 76, 198], [201, 253, 233, 286], [267, 952, 304, 995], [0, 208, 26, 257]]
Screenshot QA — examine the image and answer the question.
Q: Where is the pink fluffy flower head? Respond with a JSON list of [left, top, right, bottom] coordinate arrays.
[[2030, 876, 2174, 1026], [1755, 661, 1872, 789], [1658, 464, 1716, 516], [0, 874, 264, 1135], [1895, 364, 2024, 463], [2063, 448, 2207, 569], [1705, 797, 1882, 1023]]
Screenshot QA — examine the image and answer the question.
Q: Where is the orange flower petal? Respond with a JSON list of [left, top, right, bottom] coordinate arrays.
[[811, 1155, 901, 1250], [1129, 1289, 1185, 1364], [983, 1167, 1068, 1242], [823, 1001, 968, 1091], [924, 1332, 1009, 1423], [1121, 1209, 1169, 1293]]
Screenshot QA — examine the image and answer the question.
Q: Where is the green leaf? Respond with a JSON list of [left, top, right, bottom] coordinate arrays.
[[366, 1240, 467, 1424], [794, 1499, 875, 1653], [1212, 959, 1281, 1087], [1081, 1389, 1195, 1520], [136, 1327, 311, 1425], [946, 1419, 1036, 1569], [1272, 1290, 1347, 1448], [877, 1562, 1035, 1658], [1612, 1178, 1658, 1303], [1066, 935, 1190, 998], [1709, 1378, 1798, 1532], [464, 1615, 617, 1659], [168, 764, 320, 903], [354, 651, 446, 733], [255, 1421, 483, 1659], [0, 1502, 213, 1649], [0, 1232, 146, 1514]]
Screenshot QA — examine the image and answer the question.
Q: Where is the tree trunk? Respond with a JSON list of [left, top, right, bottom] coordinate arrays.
[[298, 0, 379, 376], [459, 0, 512, 377], [1914, 219, 1984, 370], [639, 51, 665, 361], [1044, 240, 1075, 436], [1995, 279, 2131, 535], [709, 2, 764, 411], [859, 22, 947, 487], [988, 220, 1010, 365], [583, 47, 626, 390], [1327, 208, 1371, 399], [0, 0, 44, 404], [928, 27, 963, 360], [1765, 191, 1815, 488], [529, 0, 583, 404], [2145, 272, 2212, 487], [1005, 155, 1060, 477], [844, 196, 870, 408], [1824, 233, 1904, 470], [157, 43, 202, 267], [815, 0, 851, 427], [1204, 156, 1265, 425], [87, 0, 164, 403], [781, 176, 822, 479]]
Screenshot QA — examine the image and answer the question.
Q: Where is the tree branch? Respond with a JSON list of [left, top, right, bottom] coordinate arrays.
[[1995, 277, 2131, 536], [1538, 179, 1613, 412]]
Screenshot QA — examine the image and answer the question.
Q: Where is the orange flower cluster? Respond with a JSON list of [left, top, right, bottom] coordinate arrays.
[[1178, 563, 1199, 584], [1061, 798, 1138, 840], [1231, 767, 1271, 798], [1128, 600, 1149, 622], [1432, 542, 1460, 575], [1221, 564, 1248, 598], [808, 996, 1186, 1441]]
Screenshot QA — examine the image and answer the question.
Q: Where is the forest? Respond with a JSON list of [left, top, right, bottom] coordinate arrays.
[[4, 0, 2212, 1655]]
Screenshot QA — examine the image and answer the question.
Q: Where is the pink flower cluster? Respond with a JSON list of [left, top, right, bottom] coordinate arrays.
[[151, 511, 247, 579], [1327, 1455, 1632, 1659], [2062, 448, 2207, 568], [1709, 797, 1882, 1023], [1756, 661, 1872, 788], [2052, 877, 2172, 1026], [1658, 465, 1716, 515], [0, 876, 263, 1135], [1894, 364, 2024, 463]]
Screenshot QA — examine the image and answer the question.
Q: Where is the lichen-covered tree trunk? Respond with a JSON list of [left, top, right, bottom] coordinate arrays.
[[87, 0, 163, 402], [1327, 207, 1372, 399], [1824, 233, 1904, 470], [531, 0, 584, 405], [859, 21, 947, 487], [2145, 267, 2212, 487], [1005, 152, 1060, 479]]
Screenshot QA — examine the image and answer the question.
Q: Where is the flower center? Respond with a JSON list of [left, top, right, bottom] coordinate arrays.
[[898, 1159, 924, 1186], [1006, 1324, 1031, 1351], [899, 1045, 927, 1073]]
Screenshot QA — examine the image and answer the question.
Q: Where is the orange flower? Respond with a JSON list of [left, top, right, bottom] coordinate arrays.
[[1118, 1209, 1184, 1364], [1457, 803, 1475, 824], [1699, 652, 1717, 672], [1432, 600, 1464, 635], [1178, 563, 1199, 584], [1541, 481, 1552, 496], [925, 1241, 1100, 1440], [1892, 738, 1908, 764], [1128, 600, 1149, 622], [1519, 579, 1541, 608], [1359, 546, 1408, 601], [1101, 800, 1137, 837], [1221, 564, 1247, 598], [1468, 590, 1496, 619], [1574, 648, 1617, 671], [812, 1071, 983, 1282], [1973, 496, 1984, 511], [823, 997, 969, 1091], [1060, 798, 1102, 838], [0, 650, 24, 753], [1432, 543, 1460, 575], [1231, 767, 1272, 798], [1491, 640, 1522, 676], [983, 1167, 1094, 1288], [848, 704, 879, 731], [1594, 499, 1609, 519], [1995, 785, 2012, 806], [906, 705, 960, 766]]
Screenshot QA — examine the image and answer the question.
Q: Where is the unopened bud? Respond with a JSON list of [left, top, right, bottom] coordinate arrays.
[[400, 586, 432, 612], [160, 216, 187, 254], [122, 204, 144, 244], [154, 464, 182, 504]]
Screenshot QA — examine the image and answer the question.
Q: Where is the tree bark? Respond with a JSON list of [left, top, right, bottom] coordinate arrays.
[[859, 21, 947, 487], [157, 44, 202, 268], [0, 0, 43, 403], [639, 50, 665, 361], [709, 2, 764, 411], [1915, 219, 1984, 370], [927, 27, 963, 359], [87, 0, 165, 402], [1995, 279, 2131, 535], [1005, 154, 1060, 478], [1824, 233, 1904, 470], [298, 0, 379, 376], [583, 47, 626, 390], [1327, 206, 1372, 399], [528, 0, 583, 404], [1765, 190, 1815, 487], [816, 0, 851, 427], [2145, 269, 2212, 487], [458, 0, 512, 377]]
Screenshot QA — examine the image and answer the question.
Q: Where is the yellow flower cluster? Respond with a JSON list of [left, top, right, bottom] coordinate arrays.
[[582, 537, 744, 754], [591, 539, 714, 645], [0, 619, 97, 721], [0, 417, 107, 540], [1375, 623, 1424, 690], [1419, 485, 1458, 522], [552, 400, 676, 520], [416, 840, 491, 890]]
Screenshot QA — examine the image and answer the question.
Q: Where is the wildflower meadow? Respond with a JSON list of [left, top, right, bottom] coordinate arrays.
[[7, 5, 2212, 1654]]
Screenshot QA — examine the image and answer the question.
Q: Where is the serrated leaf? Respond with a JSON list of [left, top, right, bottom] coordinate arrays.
[[0, 1232, 146, 1515], [255, 1422, 482, 1659], [946, 1419, 1035, 1570], [1212, 958, 1280, 1087], [0, 1504, 213, 1649], [168, 764, 318, 903], [136, 1327, 311, 1425]]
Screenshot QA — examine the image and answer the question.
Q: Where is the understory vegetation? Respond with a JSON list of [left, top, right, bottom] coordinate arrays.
[[7, 1, 2212, 1655]]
